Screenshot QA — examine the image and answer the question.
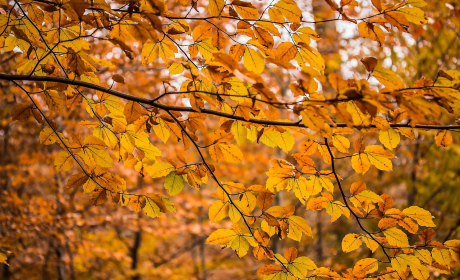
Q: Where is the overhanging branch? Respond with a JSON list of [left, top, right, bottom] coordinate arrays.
[[2, 74, 459, 130]]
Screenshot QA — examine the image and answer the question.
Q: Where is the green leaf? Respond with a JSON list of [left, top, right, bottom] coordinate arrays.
[[164, 171, 184, 196]]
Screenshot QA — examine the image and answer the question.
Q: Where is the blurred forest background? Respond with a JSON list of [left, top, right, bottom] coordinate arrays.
[[1, 0, 459, 279]]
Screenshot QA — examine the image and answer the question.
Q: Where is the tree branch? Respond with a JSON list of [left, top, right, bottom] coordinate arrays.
[[2, 74, 460, 130]]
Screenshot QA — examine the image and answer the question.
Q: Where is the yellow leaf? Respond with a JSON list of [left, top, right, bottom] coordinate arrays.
[[145, 161, 175, 178], [297, 27, 320, 41], [208, 0, 225, 17], [130, 195, 146, 213], [55, 151, 74, 172], [332, 134, 350, 153], [206, 229, 238, 245], [379, 129, 400, 150], [81, 73, 99, 85], [209, 200, 229, 222], [266, 205, 295, 218], [89, 188, 107, 205], [288, 177, 311, 204], [398, 217, 419, 234], [273, 0, 302, 23], [399, 7, 428, 24], [266, 176, 289, 192], [169, 62, 184, 75], [342, 233, 362, 253], [86, 147, 113, 168], [135, 137, 162, 161], [317, 144, 332, 164], [157, 195, 177, 213], [261, 219, 277, 236], [386, 208, 405, 220], [432, 248, 451, 266], [151, 118, 169, 144], [210, 143, 244, 163], [141, 42, 159, 65], [275, 42, 297, 61], [259, 129, 281, 148], [238, 191, 256, 213], [435, 130, 453, 147], [305, 176, 324, 196], [228, 204, 242, 223], [353, 258, 378, 276], [144, 195, 162, 218], [384, 11, 410, 32], [300, 139, 318, 155], [83, 135, 106, 149], [268, 7, 285, 23], [402, 206, 436, 227], [326, 201, 350, 222], [192, 25, 213, 42], [39, 127, 59, 145], [94, 126, 118, 149], [256, 192, 273, 211], [287, 215, 312, 241], [346, 101, 370, 127], [306, 196, 328, 211], [233, 1, 259, 19], [288, 256, 317, 278], [292, 154, 315, 173], [277, 131, 294, 153], [372, 116, 390, 131], [318, 176, 334, 193], [373, 65, 405, 91], [0, 252, 8, 266], [231, 121, 247, 145], [391, 256, 408, 273], [243, 47, 265, 74], [44, 90, 64, 113], [164, 171, 184, 196], [414, 249, 432, 265], [124, 101, 144, 124], [350, 181, 366, 195], [365, 146, 393, 171], [83, 179, 97, 194], [67, 172, 89, 189], [229, 235, 250, 257], [354, 190, 383, 203], [197, 38, 217, 60], [158, 42, 175, 64], [378, 218, 398, 230], [396, 254, 430, 280], [257, 265, 283, 275], [384, 227, 409, 247], [407, 0, 427, 7], [351, 153, 371, 174], [396, 127, 415, 139], [445, 240, 460, 262], [364, 145, 395, 158], [361, 236, 379, 252], [296, 45, 325, 73], [255, 20, 281, 37], [358, 22, 385, 46]]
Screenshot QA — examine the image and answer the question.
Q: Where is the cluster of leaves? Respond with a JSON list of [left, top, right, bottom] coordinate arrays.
[[1, 0, 460, 279]]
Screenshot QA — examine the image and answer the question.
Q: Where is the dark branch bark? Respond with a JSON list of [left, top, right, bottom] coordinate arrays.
[[1, 74, 460, 130], [130, 229, 142, 280]]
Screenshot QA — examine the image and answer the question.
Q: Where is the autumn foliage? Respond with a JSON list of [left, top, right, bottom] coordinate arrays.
[[1, 0, 460, 279]]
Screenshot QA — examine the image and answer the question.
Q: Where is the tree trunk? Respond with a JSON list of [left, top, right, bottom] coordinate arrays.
[[316, 211, 323, 261], [131, 228, 142, 280], [408, 138, 420, 206]]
